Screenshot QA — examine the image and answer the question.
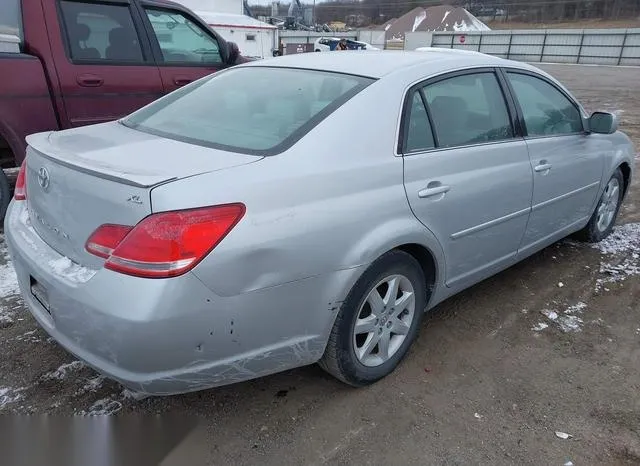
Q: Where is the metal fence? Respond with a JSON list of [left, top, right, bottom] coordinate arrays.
[[277, 30, 358, 48], [404, 28, 640, 66]]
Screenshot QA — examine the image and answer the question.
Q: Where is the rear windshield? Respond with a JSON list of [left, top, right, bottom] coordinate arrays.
[[0, 0, 22, 39], [122, 67, 374, 155]]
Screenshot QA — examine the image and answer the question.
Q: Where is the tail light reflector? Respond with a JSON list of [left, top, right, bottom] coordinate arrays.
[[14, 159, 27, 201], [85, 204, 245, 278]]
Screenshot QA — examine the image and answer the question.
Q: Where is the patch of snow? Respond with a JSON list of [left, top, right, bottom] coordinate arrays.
[[42, 361, 85, 381], [453, 20, 469, 32], [541, 309, 558, 321], [48, 257, 97, 284], [0, 243, 19, 298], [78, 398, 122, 416], [0, 387, 25, 408], [558, 282, 564, 288], [15, 329, 41, 343], [442, 11, 451, 23], [557, 314, 583, 333], [538, 302, 588, 333], [592, 223, 640, 255], [412, 11, 427, 32], [565, 302, 587, 314], [555, 431, 572, 440], [384, 24, 391, 31], [0, 314, 13, 326], [75, 376, 105, 396], [474, 412, 483, 419], [591, 223, 640, 292], [122, 389, 151, 401]]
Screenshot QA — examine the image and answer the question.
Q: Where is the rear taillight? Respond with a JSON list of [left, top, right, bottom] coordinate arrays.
[[85, 204, 245, 278], [14, 159, 27, 201], [85, 224, 133, 259]]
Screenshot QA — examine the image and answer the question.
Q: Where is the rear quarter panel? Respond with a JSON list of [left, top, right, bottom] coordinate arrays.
[[0, 54, 58, 164], [149, 76, 446, 301]]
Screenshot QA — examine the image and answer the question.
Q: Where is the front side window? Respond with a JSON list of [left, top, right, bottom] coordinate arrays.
[[422, 72, 513, 148], [145, 8, 222, 64], [122, 67, 374, 154], [0, 0, 22, 39], [59, 1, 144, 62], [507, 72, 583, 137]]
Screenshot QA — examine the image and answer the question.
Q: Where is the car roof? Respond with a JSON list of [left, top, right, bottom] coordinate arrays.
[[242, 49, 523, 79]]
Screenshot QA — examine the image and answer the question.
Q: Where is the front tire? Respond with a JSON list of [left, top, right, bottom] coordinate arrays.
[[576, 168, 624, 243], [319, 250, 427, 387]]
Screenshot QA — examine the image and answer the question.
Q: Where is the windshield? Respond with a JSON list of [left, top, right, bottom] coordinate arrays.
[[0, 0, 22, 39], [122, 67, 374, 155]]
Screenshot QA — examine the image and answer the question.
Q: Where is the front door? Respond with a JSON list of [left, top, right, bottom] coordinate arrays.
[[402, 70, 533, 289], [503, 70, 604, 256], [47, 0, 164, 127], [139, 5, 226, 94]]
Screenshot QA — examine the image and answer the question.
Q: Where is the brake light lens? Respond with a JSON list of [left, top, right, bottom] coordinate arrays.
[[85, 224, 133, 259], [85, 204, 245, 278], [14, 159, 27, 201]]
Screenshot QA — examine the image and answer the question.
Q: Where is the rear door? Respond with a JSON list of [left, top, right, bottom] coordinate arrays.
[[502, 69, 604, 256], [137, 3, 227, 93], [45, 0, 164, 127], [401, 69, 533, 289]]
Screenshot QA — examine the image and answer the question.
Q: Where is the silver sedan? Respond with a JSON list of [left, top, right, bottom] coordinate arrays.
[[5, 50, 635, 395]]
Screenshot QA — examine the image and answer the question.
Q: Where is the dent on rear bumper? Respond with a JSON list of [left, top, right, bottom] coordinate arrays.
[[5, 201, 363, 395]]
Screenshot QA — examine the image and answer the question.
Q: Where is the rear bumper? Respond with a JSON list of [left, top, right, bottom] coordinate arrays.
[[4, 201, 363, 395]]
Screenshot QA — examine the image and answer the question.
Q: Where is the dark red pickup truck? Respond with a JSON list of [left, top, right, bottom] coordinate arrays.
[[0, 0, 247, 219]]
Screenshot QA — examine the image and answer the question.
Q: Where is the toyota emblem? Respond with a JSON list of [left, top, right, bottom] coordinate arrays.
[[38, 167, 50, 191]]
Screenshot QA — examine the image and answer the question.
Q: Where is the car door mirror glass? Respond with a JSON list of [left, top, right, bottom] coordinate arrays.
[[589, 111, 618, 134]]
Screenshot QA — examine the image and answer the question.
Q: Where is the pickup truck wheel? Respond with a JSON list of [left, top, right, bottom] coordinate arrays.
[[0, 169, 10, 222], [319, 250, 426, 387]]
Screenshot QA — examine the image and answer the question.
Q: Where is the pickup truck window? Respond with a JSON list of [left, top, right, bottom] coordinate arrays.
[[59, 1, 144, 62], [145, 8, 222, 65], [0, 0, 22, 39]]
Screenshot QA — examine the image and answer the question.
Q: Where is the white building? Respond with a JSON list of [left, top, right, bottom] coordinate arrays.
[[176, 0, 278, 59]]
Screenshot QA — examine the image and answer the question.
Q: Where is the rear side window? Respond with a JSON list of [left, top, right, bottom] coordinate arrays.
[[506, 72, 583, 137], [0, 0, 22, 40], [59, 1, 144, 62], [122, 67, 374, 155], [405, 93, 435, 153], [422, 72, 513, 148]]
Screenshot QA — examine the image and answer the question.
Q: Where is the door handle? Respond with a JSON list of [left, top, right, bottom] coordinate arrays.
[[173, 77, 192, 86], [77, 74, 104, 87], [418, 183, 451, 199], [534, 161, 552, 173]]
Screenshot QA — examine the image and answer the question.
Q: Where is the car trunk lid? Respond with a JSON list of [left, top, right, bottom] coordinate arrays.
[[24, 123, 261, 268]]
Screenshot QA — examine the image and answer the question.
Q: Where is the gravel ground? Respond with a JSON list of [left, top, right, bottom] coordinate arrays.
[[1, 64, 639, 465]]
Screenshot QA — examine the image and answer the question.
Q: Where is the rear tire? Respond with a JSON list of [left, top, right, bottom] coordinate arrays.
[[575, 168, 624, 243], [0, 168, 10, 222], [319, 250, 427, 387]]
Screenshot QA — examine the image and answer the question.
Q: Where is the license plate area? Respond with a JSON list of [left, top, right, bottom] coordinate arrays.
[[30, 276, 51, 314]]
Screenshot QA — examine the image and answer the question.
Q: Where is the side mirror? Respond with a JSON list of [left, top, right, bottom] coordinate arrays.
[[588, 111, 618, 134], [226, 41, 240, 65]]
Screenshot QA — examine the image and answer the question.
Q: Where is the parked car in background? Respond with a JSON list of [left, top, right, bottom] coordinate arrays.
[[0, 0, 248, 221], [5, 51, 634, 395], [314, 37, 379, 52]]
